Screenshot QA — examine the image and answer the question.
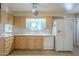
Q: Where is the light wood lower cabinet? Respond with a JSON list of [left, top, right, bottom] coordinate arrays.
[[0, 39, 5, 55], [27, 37, 35, 49], [0, 37, 14, 55], [5, 47, 11, 55], [14, 36, 21, 49], [5, 37, 14, 55], [34, 37, 43, 49], [5, 37, 13, 48], [14, 36, 43, 49]]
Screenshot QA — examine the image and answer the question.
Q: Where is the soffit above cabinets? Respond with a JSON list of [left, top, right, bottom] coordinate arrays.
[[1, 3, 79, 14]]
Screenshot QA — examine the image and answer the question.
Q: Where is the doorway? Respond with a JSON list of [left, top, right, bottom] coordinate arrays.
[[73, 15, 79, 46]]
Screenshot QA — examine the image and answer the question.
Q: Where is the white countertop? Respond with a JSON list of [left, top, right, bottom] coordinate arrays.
[[14, 34, 54, 36], [0, 34, 55, 38], [0, 33, 14, 38], [0, 35, 14, 38]]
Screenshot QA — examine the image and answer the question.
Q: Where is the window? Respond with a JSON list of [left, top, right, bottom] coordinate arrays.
[[5, 24, 12, 33], [26, 18, 46, 31]]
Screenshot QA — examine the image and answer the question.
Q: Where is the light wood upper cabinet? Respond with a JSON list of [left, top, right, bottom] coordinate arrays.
[[8, 14, 14, 25], [1, 11, 8, 24], [1, 10, 14, 25], [0, 9, 1, 24], [14, 16, 52, 29], [14, 16, 26, 28]]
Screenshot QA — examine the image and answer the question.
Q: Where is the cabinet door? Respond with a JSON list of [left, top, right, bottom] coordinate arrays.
[[5, 37, 14, 55], [0, 39, 5, 55], [5, 37, 13, 49], [27, 37, 35, 49], [14, 36, 43, 49], [5, 36, 14, 55], [34, 37, 43, 49], [27, 36, 43, 49], [20, 37, 28, 49], [8, 14, 13, 25], [14, 36, 20, 49], [1, 11, 8, 24], [0, 9, 1, 24], [11, 39, 14, 51], [5, 47, 11, 55], [15, 36, 28, 49], [14, 16, 26, 28], [55, 19, 64, 51]]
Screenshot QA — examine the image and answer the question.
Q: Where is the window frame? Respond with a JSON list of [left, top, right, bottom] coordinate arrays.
[[26, 18, 46, 31]]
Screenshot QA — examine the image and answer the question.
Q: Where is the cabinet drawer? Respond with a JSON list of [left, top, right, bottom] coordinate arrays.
[[5, 47, 11, 55]]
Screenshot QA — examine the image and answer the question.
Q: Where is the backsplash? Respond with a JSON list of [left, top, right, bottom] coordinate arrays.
[[14, 28, 27, 34], [14, 27, 52, 34]]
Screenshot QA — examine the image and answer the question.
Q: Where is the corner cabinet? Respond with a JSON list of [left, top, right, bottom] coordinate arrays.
[[0, 36, 14, 55]]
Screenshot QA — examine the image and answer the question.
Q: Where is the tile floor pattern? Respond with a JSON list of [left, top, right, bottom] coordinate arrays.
[[9, 46, 79, 56]]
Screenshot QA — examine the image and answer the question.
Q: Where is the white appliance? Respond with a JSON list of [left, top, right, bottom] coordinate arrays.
[[43, 37, 54, 49], [55, 17, 73, 51]]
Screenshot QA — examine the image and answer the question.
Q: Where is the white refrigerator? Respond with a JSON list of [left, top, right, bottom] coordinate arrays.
[[54, 17, 73, 51]]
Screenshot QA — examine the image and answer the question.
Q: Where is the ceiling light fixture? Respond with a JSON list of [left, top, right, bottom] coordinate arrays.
[[65, 3, 74, 11], [32, 3, 39, 16]]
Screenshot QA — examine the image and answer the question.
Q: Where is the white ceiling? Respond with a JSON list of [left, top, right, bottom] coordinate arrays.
[[2, 3, 79, 14]]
